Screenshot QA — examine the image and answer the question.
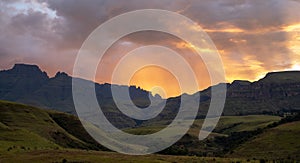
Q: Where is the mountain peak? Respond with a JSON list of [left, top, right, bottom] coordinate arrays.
[[260, 71, 300, 83], [10, 63, 48, 78], [13, 63, 40, 71], [55, 71, 69, 78], [231, 80, 251, 86], [265, 71, 300, 77]]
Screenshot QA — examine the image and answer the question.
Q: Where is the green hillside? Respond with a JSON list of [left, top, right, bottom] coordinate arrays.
[[1, 100, 299, 162], [0, 100, 105, 154], [229, 121, 300, 160], [0, 100, 252, 162], [125, 115, 281, 137], [125, 115, 282, 157]]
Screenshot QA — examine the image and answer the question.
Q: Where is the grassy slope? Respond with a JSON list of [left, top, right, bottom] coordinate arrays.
[[125, 115, 281, 137], [229, 121, 300, 160], [0, 100, 103, 154], [0, 101, 60, 153], [212, 115, 281, 134], [123, 115, 282, 157], [2, 100, 298, 162], [0, 100, 253, 162]]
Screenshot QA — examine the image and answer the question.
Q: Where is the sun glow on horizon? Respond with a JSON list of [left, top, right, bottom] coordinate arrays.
[[129, 66, 181, 98]]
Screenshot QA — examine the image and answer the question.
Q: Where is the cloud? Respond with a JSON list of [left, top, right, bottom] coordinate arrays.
[[0, 0, 300, 96]]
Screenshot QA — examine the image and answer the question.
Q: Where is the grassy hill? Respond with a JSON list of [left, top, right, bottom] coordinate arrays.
[[125, 115, 281, 137], [1, 100, 299, 162], [125, 115, 281, 157], [229, 121, 300, 160], [0, 100, 252, 162], [0, 100, 105, 154]]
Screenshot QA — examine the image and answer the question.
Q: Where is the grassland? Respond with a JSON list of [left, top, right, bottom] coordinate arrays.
[[0, 149, 258, 163], [1, 100, 299, 162], [229, 121, 300, 160], [125, 115, 281, 137], [0, 100, 105, 153]]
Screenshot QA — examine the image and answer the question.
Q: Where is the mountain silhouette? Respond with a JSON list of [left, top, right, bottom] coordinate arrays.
[[1, 64, 300, 128], [0, 64, 155, 128]]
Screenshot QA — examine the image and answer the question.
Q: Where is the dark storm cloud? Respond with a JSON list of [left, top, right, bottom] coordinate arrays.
[[43, 0, 191, 49]]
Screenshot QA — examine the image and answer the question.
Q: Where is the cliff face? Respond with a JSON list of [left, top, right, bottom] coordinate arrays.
[[155, 71, 300, 119], [222, 71, 300, 115], [228, 72, 300, 98]]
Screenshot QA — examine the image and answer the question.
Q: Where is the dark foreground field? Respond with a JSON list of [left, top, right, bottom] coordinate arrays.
[[0, 150, 253, 163]]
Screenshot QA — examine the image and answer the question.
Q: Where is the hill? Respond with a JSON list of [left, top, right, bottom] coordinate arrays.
[[0, 100, 106, 153], [1, 100, 300, 161], [126, 115, 281, 157], [229, 118, 300, 160]]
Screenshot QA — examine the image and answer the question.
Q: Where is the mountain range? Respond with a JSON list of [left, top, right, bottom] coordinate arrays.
[[1, 64, 300, 128], [1, 64, 300, 161]]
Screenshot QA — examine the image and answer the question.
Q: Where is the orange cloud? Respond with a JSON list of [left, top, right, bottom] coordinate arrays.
[[217, 50, 267, 83], [204, 28, 245, 33], [189, 21, 245, 34], [173, 41, 216, 53], [285, 23, 300, 70], [282, 23, 300, 32]]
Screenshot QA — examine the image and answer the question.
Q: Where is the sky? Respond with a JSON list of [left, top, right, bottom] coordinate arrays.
[[0, 0, 300, 97]]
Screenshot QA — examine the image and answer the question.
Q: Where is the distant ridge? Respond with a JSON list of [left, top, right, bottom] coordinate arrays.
[[258, 71, 300, 83], [0, 64, 153, 128], [1, 64, 300, 128]]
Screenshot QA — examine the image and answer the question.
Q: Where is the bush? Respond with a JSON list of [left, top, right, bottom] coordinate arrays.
[[62, 158, 67, 163]]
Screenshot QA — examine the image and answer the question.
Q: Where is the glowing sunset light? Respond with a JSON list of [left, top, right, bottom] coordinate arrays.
[[129, 66, 181, 98]]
